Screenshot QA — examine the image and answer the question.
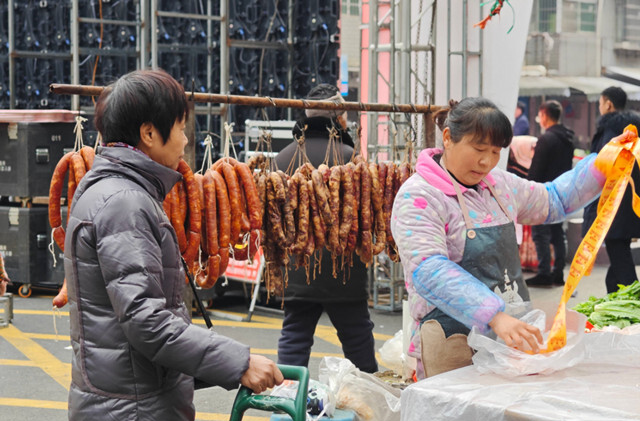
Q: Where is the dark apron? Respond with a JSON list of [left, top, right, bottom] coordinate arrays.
[[423, 169, 531, 337]]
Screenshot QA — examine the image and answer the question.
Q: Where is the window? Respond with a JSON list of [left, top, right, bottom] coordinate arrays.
[[538, 0, 557, 33], [341, 0, 360, 16], [579, 3, 596, 32]]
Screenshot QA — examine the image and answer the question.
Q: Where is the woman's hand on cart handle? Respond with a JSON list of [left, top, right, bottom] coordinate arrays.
[[489, 311, 544, 353], [240, 354, 285, 394]]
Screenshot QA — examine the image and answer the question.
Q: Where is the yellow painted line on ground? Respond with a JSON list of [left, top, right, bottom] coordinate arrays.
[[0, 358, 38, 367], [0, 325, 70, 390], [14, 309, 69, 317], [0, 398, 269, 420], [26, 332, 71, 342], [0, 397, 67, 410], [374, 332, 394, 341]]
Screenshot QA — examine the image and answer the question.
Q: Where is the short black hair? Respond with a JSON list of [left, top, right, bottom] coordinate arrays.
[[433, 97, 513, 148], [517, 101, 526, 112], [601, 86, 627, 111], [94, 69, 189, 147], [306, 83, 340, 100], [539, 100, 562, 122]]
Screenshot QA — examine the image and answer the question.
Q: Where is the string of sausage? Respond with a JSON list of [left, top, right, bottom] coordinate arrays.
[[49, 146, 94, 309]]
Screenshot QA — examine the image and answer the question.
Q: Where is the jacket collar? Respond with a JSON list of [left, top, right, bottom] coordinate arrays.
[[92, 146, 182, 201], [415, 148, 496, 196]]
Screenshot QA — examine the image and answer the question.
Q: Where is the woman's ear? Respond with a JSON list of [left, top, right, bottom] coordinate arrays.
[[138, 122, 155, 149], [442, 127, 452, 149]]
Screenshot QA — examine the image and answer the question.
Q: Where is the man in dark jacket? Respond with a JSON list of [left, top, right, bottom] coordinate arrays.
[[526, 100, 575, 287], [582, 86, 640, 293], [275, 84, 378, 373], [64, 69, 282, 420]]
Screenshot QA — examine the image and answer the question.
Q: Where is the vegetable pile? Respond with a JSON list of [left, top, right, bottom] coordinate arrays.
[[573, 280, 640, 329]]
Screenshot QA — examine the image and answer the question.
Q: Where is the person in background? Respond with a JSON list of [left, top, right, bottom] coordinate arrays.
[[0, 254, 9, 296], [526, 100, 575, 287], [513, 101, 530, 136], [63, 69, 283, 420], [275, 84, 378, 374], [391, 97, 606, 379], [582, 86, 640, 293]]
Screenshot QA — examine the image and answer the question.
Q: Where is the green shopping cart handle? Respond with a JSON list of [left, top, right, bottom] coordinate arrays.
[[228, 364, 309, 421]]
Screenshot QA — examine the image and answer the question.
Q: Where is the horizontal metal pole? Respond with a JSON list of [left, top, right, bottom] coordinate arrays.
[[78, 48, 138, 57], [156, 10, 222, 21], [11, 50, 72, 60], [78, 17, 140, 26], [228, 39, 290, 50], [50, 83, 441, 114]]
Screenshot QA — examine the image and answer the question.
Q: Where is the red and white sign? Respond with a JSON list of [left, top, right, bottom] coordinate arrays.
[[223, 247, 264, 284]]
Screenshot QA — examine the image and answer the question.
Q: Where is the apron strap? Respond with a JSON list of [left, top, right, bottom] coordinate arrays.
[[484, 181, 514, 223], [441, 163, 475, 230]]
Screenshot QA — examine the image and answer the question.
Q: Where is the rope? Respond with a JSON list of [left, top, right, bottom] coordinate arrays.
[[48, 231, 58, 267], [73, 115, 88, 152], [222, 122, 238, 160], [199, 134, 215, 174], [52, 306, 62, 342]]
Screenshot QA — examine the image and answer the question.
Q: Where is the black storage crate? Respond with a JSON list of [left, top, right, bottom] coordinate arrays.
[[0, 206, 65, 289], [0, 121, 76, 197]]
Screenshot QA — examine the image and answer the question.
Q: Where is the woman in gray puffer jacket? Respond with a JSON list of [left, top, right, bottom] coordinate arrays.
[[64, 69, 282, 420]]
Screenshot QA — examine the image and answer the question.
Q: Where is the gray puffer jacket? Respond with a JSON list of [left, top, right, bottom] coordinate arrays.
[[64, 147, 250, 420]]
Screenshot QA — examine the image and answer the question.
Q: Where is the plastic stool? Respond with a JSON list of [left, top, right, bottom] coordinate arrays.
[[269, 408, 356, 421], [0, 293, 13, 327]]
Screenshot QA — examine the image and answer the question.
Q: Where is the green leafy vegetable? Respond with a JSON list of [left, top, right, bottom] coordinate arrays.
[[572, 280, 640, 329]]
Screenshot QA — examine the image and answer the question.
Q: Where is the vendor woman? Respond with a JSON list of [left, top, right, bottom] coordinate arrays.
[[391, 97, 608, 379]]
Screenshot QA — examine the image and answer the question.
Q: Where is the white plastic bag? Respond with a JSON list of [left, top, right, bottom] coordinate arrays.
[[378, 330, 404, 375], [467, 309, 587, 377], [318, 357, 401, 421], [270, 378, 336, 419]]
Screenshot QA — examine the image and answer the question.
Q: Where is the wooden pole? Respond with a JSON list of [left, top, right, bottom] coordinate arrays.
[[49, 83, 441, 115]]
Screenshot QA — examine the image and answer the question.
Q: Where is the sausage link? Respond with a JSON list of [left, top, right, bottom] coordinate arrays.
[[70, 152, 87, 186], [79, 146, 95, 170], [194, 173, 209, 257], [178, 160, 202, 264], [398, 161, 412, 184], [67, 157, 77, 220], [235, 162, 262, 230], [176, 179, 188, 227], [369, 163, 387, 255], [218, 162, 243, 243], [288, 173, 300, 211], [52, 279, 68, 308], [327, 166, 342, 254], [267, 177, 288, 248], [307, 180, 326, 249], [311, 169, 333, 226], [338, 165, 355, 252], [200, 255, 220, 288], [345, 162, 360, 253], [291, 177, 310, 254], [318, 164, 331, 183], [359, 162, 372, 232], [211, 170, 231, 249], [202, 172, 218, 255], [218, 247, 230, 275], [49, 151, 74, 241]]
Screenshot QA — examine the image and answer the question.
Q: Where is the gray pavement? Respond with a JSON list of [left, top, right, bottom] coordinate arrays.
[[0, 263, 613, 420]]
